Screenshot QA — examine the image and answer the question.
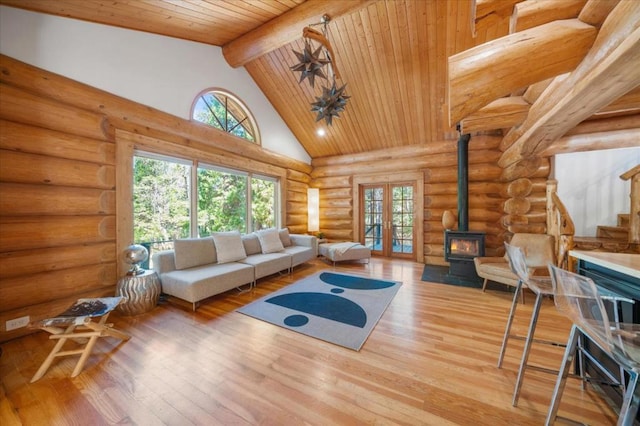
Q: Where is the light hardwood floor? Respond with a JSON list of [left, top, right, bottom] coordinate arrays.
[[1, 257, 619, 425]]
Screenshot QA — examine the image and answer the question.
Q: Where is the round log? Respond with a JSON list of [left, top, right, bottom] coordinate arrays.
[[287, 169, 311, 183], [0, 120, 115, 165], [0, 83, 113, 141], [287, 190, 306, 203], [321, 187, 352, 199], [0, 242, 115, 279], [507, 178, 533, 197], [286, 202, 307, 215], [319, 198, 352, 209], [0, 183, 115, 216], [0, 263, 116, 312], [320, 208, 352, 219], [0, 150, 115, 189], [425, 181, 506, 196], [504, 197, 531, 215], [527, 212, 548, 223], [424, 232, 445, 244], [323, 220, 353, 230], [285, 214, 306, 226], [0, 216, 115, 252], [500, 157, 542, 181], [313, 175, 352, 189], [286, 180, 308, 194], [502, 214, 529, 226], [325, 229, 353, 241]]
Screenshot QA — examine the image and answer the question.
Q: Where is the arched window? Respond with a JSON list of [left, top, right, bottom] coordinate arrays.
[[191, 88, 260, 144]]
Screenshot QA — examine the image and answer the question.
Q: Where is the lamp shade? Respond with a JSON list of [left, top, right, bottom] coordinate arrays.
[[307, 188, 319, 233]]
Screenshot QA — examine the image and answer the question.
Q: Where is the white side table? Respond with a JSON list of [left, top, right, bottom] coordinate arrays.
[[116, 270, 161, 315]]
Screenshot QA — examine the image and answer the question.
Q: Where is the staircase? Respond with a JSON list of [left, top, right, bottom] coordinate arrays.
[[573, 165, 640, 255], [574, 213, 639, 253]]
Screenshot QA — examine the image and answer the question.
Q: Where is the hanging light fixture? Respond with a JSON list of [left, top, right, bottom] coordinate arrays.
[[290, 14, 349, 126]]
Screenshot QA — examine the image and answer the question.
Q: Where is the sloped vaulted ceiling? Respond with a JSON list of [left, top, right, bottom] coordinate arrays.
[[1, 0, 638, 160]]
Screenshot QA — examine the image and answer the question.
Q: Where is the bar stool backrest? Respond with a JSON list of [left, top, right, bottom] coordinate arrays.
[[504, 242, 530, 283], [548, 264, 613, 355]]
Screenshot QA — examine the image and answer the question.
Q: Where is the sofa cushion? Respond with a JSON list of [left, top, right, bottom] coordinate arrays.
[[279, 228, 292, 247], [240, 252, 291, 279], [256, 228, 284, 253], [173, 237, 217, 270], [242, 233, 262, 255], [160, 262, 254, 303], [212, 231, 247, 264]]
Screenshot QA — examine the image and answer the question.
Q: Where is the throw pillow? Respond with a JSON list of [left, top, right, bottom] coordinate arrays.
[[173, 237, 217, 270], [279, 228, 292, 247], [212, 231, 247, 264], [242, 233, 262, 255], [256, 228, 285, 254]]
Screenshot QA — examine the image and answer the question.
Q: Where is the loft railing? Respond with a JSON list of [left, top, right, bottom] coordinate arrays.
[[546, 180, 575, 269]]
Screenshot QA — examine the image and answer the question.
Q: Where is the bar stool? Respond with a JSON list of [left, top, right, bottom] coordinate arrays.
[[499, 242, 565, 407], [546, 265, 640, 426], [30, 297, 130, 382]]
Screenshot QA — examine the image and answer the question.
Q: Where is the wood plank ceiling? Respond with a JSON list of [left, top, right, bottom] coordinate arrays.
[[1, 0, 637, 160]]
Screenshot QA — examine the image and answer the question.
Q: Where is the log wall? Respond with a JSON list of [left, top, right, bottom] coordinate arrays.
[[0, 55, 311, 342], [0, 54, 554, 343], [309, 135, 545, 267]]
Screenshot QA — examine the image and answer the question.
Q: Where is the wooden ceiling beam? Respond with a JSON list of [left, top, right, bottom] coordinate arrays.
[[222, 0, 372, 68], [448, 19, 597, 127], [498, 1, 640, 168], [594, 85, 640, 115], [578, 0, 621, 26], [510, 0, 586, 33], [475, 0, 521, 21], [540, 128, 640, 157], [564, 114, 640, 136], [459, 97, 530, 134]]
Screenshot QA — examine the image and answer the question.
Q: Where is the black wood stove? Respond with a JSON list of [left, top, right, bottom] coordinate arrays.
[[444, 131, 485, 281]]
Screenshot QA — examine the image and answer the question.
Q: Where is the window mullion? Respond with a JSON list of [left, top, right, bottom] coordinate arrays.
[[191, 161, 198, 237]]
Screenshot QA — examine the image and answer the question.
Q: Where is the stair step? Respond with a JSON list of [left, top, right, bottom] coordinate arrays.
[[618, 213, 630, 227], [573, 236, 632, 252], [596, 225, 628, 240]]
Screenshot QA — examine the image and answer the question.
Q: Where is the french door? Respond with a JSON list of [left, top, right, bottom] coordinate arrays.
[[360, 183, 415, 259]]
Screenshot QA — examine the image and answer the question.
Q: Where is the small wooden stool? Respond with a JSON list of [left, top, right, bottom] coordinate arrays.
[[30, 297, 130, 382]]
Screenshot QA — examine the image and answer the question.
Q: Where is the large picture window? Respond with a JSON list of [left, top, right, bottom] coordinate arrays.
[[133, 152, 279, 261]]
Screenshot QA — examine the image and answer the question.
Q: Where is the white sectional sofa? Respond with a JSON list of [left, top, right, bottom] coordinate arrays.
[[152, 229, 316, 310]]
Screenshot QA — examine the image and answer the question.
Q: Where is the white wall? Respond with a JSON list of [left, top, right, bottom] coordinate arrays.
[[0, 6, 311, 164], [555, 147, 640, 236]]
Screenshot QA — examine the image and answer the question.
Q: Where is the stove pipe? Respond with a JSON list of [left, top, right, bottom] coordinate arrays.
[[457, 132, 471, 232]]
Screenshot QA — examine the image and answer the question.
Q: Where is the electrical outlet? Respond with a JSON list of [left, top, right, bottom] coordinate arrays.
[[6, 316, 30, 331]]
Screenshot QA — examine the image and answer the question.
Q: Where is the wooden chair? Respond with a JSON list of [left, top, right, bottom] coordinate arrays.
[[474, 233, 556, 303], [30, 297, 130, 382]]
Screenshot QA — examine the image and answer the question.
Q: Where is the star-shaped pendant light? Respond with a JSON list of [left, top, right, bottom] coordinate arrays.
[[290, 39, 329, 88], [290, 15, 349, 126], [310, 82, 350, 126]]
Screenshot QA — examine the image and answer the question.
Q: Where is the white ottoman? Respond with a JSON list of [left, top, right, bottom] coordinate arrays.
[[318, 242, 371, 265]]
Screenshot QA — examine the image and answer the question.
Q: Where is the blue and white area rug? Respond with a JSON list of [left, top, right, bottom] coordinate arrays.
[[237, 271, 402, 351]]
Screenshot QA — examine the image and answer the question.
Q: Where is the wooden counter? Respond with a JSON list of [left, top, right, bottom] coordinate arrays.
[[569, 250, 640, 279]]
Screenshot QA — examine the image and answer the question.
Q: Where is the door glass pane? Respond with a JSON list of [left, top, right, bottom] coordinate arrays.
[[392, 185, 413, 254], [363, 187, 383, 251], [197, 167, 247, 234]]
